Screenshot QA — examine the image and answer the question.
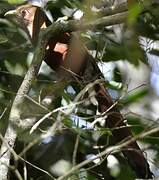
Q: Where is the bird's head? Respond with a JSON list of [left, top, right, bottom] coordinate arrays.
[[4, 3, 70, 73], [5, 4, 50, 45]]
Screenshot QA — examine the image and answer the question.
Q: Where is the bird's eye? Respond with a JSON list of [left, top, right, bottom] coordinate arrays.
[[21, 9, 28, 16]]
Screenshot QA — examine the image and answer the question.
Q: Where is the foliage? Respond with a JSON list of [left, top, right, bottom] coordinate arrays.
[[0, 0, 159, 179]]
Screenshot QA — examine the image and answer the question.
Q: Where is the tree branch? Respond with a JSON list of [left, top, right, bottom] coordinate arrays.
[[57, 126, 159, 180], [45, 11, 128, 37], [0, 11, 128, 179], [0, 29, 48, 179], [97, 2, 127, 16]]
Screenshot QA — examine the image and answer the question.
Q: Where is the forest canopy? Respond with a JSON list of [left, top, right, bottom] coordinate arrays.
[[0, 0, 159, 179]]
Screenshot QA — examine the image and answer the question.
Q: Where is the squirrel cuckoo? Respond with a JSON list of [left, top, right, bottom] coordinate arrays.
[[5, 3, 153, 178]]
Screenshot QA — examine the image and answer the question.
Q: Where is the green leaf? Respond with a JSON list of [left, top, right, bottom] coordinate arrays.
[[102, 38, 146, 66], [127, 116, 145, 135], [127, 3, 143, 25], [0, 35, 8, 44], [121, 88, 148, 106], [63, 116, 73, 128], [4, 60, 25, 75], [7, 0, 26, 4], [108, 81, 123, 90]]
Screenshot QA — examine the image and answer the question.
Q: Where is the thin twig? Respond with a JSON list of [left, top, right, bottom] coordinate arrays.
[[30, 99, 85, 134], [0, 29, 48, 179], [57, 126, 159, 180], [0, 7, 129, 179], [18, 155, 55, 179], [72, 135, 80, 166]]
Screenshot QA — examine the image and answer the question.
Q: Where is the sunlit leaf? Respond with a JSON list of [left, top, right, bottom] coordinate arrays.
[[7, 0, 26, 4], [127, 3, 143, 25]]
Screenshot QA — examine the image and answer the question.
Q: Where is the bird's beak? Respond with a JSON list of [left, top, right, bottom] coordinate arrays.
[[4, 10, 17, 17]]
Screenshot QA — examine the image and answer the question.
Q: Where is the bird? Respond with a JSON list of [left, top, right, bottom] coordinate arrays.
[[5, 2, 153, 178]]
